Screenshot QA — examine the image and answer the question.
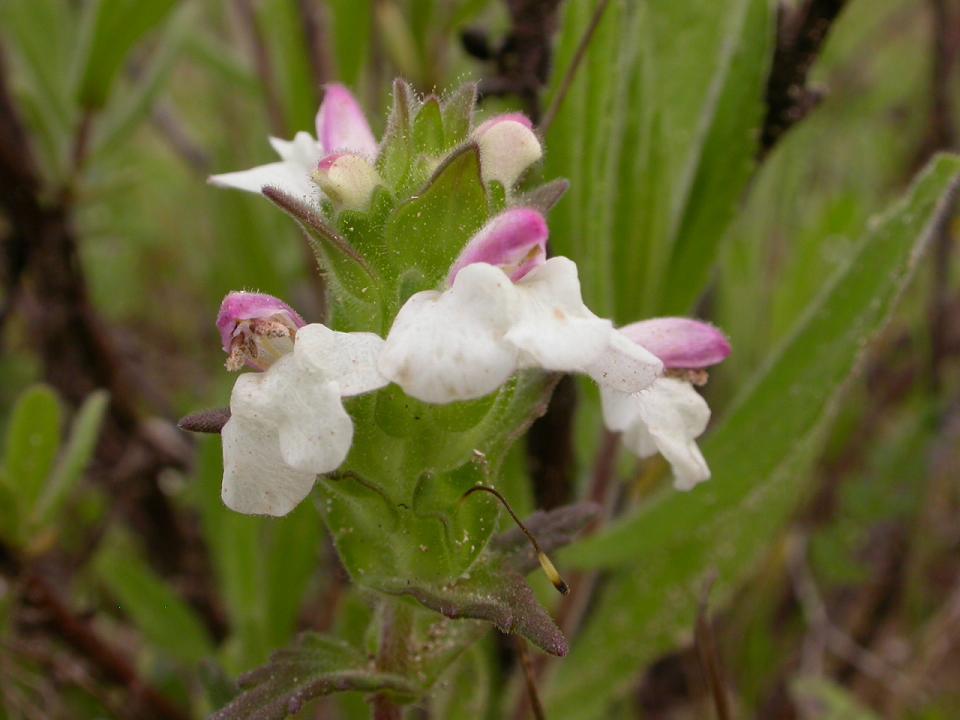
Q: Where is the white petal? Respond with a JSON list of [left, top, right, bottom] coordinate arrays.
[[601, 378, 711, 491], [379, 263, 519, 403], [294, 324, 388, 396], [209, 160, 318, 201], [507, 258, 609, 371], [221, 415, 317, 517], [231, 354, 354, 475], [584, 330, 663, 393], [269, 131, 322, 166]]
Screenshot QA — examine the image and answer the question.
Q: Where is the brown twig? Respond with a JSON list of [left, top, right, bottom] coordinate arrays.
[[467, 0, 564, 122], [234, 0, 287, 136], [923, 0, 958, 390], [23, 572, 190, 720], [296, 0, 332, 92], [759, 0, 849, 157], [516, 637, 547, 720], [694, 577, 732, 720], [538, 0, 611, 134]]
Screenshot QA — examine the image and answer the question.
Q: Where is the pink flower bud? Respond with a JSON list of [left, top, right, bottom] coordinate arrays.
[[217, 292, 305, 371], [313, 152, 381, 210], [619, 318, 731, 369], [315, 83, 378, 158], [448, 208, 548, 284], [472, 113, 542, 189]]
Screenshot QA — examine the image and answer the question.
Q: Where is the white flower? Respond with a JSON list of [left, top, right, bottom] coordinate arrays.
[[221, 324, 386, 516], [378, 249, 663, 404], [600, 378, 711, 490], [599, 318, 731, 490], [209, 83, 377, 204]]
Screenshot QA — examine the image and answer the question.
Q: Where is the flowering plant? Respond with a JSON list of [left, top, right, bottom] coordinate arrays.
[[184, 81, 729, 717]]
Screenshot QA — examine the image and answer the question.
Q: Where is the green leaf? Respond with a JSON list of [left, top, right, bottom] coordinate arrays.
[[657, 0, 774, 313], [384, 143, 488, 293], [544, 0, 775, 320], [3, 384, 62, 519], [32, 390, 109, 528], [211, 634, 417, 720], [544, 154, 960, 719], [74, 0, 180, 110], [373, 503, 597, 656], [327, 0, 373, 86], [93, 2, 194, 157], [93, 536, 215, 665], [791, 677, 881, 719]]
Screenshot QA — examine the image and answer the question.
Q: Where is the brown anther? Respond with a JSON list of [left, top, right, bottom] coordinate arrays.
[[248, 317, 295, 338], [225, 338, 247, 372]]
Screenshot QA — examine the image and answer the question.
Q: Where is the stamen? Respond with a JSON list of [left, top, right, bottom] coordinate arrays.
[[666, 368, 709, 386], [459, 485, 569, 594]]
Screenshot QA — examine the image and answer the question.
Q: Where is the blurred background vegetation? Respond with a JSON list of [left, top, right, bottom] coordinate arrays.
[[1, 0, 960, 718]]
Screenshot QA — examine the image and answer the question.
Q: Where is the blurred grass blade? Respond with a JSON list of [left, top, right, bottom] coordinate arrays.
[[93, 536, 215, 665], [544, 0, 774, 321], [3, 384, 62, 519], [94, 3, 195, 156], [33, 390, 109, 528], [74, 0, 180, 110], [545, 154, 960, 719], [327, 0, 373, 88], [657, 0, 773, 313]]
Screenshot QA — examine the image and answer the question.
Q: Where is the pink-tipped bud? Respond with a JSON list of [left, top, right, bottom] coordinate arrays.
[[620, 318, 731, 369], [217, 292, 305, 371], [315, 83, 378, 158], [472, 113, 542, 189], [313, 152, 381, 211], [448, 208, 549, 284]]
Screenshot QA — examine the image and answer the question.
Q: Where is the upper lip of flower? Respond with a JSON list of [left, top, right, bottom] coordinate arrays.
[[207, 83, 378, 199]]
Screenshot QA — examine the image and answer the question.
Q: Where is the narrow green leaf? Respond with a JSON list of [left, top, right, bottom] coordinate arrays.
[[3, 384, 62, 517], [791, 677, 881, 719], [658, 0, 774, 313], [93, 537, 215, 665], [74, 0, 180, 109], [545, 155, 960, 719], [33, 390, 109, 528]]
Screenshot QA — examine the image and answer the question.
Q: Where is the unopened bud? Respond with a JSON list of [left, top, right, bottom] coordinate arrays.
[[449, 208, 548, 283], [472, 113, 542, 189], [313, 152, 381, 211]]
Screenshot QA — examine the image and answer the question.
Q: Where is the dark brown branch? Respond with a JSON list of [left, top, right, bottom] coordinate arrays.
[[468, 0, 564, 122], [24, 572, 190, 720], [759, 0, 849, 157], [694, 578, 731, 720], [539, 0, 611, 134], [923, 0, 958, 389], [235, 0, 287, 136], [297, 0, 332, 92]]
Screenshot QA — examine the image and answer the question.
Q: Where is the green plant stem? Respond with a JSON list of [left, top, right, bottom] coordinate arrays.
[[372, 598, 413, 719]]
